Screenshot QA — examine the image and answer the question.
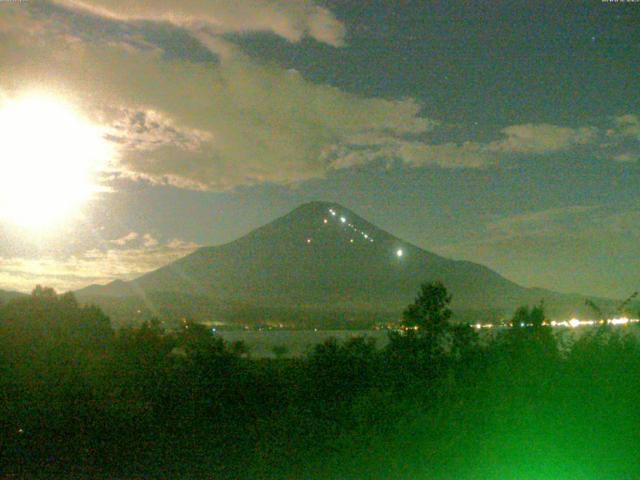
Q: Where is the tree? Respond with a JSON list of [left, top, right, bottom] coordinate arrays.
[[272, 345, 289, 359], [402, 281, 452, 337], [586, 291, 638, 332], [529, 302, 545, 328], [511, 306, 530, 328], [450, 322, 479, 361], [0, 286, 112, 348], [387, 282, 454, 368], [504, 302, 557, 363], [510, 303, 545, 329]]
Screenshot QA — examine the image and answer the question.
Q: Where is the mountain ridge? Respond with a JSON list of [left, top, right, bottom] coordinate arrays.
[[0, 289, 27, 303], [76, 201, 607, 325]]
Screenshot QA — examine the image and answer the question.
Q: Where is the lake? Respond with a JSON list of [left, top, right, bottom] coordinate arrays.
[[217, 322, 640, 357]]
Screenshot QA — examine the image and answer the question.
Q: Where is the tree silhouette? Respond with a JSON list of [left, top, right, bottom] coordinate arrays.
[[511, 305, 529, 328], [510, 302, 544, 329], [402, 281, 452, 336], [272, 344, 289, 359], [4, 282, 640, 479], [0, 285, 112, 347], [450, 322, 479, 361], [529, 302, 545, 328], [586, 292, 638, 330], [388, 281, 454, 372], [504, 302, 557, 364]]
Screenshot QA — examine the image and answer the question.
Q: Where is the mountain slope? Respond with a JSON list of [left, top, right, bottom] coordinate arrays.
[[0, 289, 27, 304], [76, 202, 600, 324]]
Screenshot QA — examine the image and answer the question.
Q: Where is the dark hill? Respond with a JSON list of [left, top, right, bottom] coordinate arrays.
[[0, 289, 26, 304]]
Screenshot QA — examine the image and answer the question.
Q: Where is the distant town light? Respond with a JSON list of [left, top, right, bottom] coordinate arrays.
[[569, 318, 581, 328], [323, 218, 328, 224], [396, 248, 403, 258], [306, 238, 312, 244], [340, 216, 346, 223], [610, 317, 630, 326]]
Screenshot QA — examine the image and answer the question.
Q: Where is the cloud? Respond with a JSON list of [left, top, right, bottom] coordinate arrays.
[[105, 108, 212, 153], [434, 203, 640, 262], [602, 114, 640, 162], [483, 205, 600, 240], [611, 114, 640, 140], [50, 0, 347, 47], [1, 7, 632, 193], [0, 237, 199, 292], [142, 233, 159, 248], [325, 136, 489, 170], [488, 124, 598, 154], [110, 231, 160, 248], [435, 203, 640, 297], [326, 122, 601, 170], [613, 152, 639, 163], [111, 231, 138, 246], [0, 8, 435, 190]]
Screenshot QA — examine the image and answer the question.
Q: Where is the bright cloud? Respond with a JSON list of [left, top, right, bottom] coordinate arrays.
[[0, 7, 434, 190], [326, 122, 602, 170], [0, 238, 199, 292], [326, 136, 489, 170], [0, 4, 633, 195], [50, 0, 347, 47], [111, 231, 139, 246]]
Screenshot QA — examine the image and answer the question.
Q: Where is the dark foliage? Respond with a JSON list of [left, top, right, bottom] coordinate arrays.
[[2, 284, 640, 479]]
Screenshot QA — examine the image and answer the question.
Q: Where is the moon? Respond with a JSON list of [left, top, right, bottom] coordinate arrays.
[[0, 94, 112, 229]]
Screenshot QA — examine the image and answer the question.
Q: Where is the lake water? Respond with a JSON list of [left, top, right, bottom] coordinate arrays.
[[217, 323, 640, 358]]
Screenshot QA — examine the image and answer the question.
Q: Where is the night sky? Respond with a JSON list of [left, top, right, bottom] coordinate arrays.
[[0, 0, 638, 298]]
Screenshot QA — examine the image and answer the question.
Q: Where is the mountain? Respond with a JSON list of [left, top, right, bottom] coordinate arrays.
[[0, 289, 26, 304], [76, 201, 603, 326]]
